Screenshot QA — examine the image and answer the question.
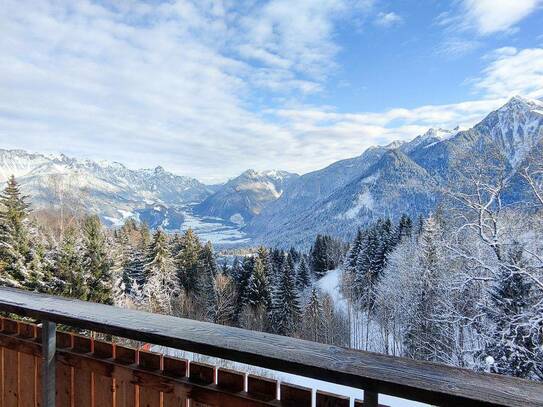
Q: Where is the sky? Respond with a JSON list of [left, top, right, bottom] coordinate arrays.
[[1, 0, 542, 183]]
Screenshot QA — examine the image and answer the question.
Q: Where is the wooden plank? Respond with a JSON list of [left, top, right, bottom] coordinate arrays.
[[247, 375, 276, 401], [2, 320, 18, 407], [316, 390, 349, 407], [189, 362, 214, 385], [92, 340, 114, 407], [72, 335, 92, 407], [18, 322, 37, 407], [189, 362, 215, 407], [217, 368, 244, 393], [138, 349, 162, 407], [363, 391, 378, 407], [1, 288, 543, 407], [280, 383, 311, 407], [55, 331, 72, 407], [163, 357, 188, 407], [113, 345, 136, 407], [0, 329, 273, 407]]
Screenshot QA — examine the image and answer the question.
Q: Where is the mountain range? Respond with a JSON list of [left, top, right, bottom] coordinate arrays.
[[1, 96, 541, 248]]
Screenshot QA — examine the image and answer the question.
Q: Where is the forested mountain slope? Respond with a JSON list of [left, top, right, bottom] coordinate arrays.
[[247, 96, 543, 248]]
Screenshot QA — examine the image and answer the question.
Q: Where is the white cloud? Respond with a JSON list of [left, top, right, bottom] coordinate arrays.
[[439, 0, 542, 35], [374, 12, 403, 28], [0, 0, 369, 182], [474, 47, 543, 99], [463, 0, 541, 35], [0, 1, 542, 184], [438, 38, 481, 57]]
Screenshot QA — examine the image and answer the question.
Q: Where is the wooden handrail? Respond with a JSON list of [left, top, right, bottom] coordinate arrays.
[[0, 287, 542, 407]]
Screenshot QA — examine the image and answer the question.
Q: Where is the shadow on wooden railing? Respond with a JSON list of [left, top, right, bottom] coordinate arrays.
[[0, 287, 542, 407]]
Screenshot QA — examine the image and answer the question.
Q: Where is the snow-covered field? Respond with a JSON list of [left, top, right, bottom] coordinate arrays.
[[180, 206, 250, 246]]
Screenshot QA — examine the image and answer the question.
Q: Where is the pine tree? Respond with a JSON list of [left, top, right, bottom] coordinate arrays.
[[246, 254, 270, 308], [82, 215, 113, 304], [199, 241, 218, 280], [296, 256, 311, 290], [235, 256, 255, 317], [403, 216, 453, 363], [483, 243, 538, 379], [397, 214, 413, 242], [270, 256, 301, 336], [0, 175, 32, 287], [174, 228, 202, 294], [144, 229, 179, 315], [345, 229, 364, 275], [310, 234, 341, 278], [310, 235, 328, 278], [55, 227, 87, 300], [303, 288, 324, 342], [25, 235, 47, 292]]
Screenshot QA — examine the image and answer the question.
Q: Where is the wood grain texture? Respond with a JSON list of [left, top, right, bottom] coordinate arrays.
[[18, 322, 37, 407], [1, 327, 346, 407], [2, 319, 18, 407], [1, 288, 542, 407], [138, 350, 162, 407]]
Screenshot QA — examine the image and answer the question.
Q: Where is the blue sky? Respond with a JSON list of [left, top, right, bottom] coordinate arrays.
[[0, 0, 542, 182]]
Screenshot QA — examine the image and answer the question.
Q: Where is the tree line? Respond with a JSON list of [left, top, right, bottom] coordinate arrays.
[[1, 168, 542, 383], [0, 175, 348, 346]]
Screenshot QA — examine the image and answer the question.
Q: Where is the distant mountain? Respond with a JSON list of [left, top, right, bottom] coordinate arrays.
[[0, 150, 212, 229], [193, 169, 298, 225], [2, 96, 541, 248], [247, 96, 543, 248]]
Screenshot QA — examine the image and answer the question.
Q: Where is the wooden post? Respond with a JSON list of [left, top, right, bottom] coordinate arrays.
[[364, 390, 378, 407], [42, 320, 56, 407]]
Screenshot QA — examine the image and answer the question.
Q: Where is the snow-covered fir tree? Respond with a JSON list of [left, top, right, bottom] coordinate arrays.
[[144, 229, 179, 315], [0, 176, 32, 287], [483, 242, 539, 379], [82, 215, 113, 304], [270, 255, 301, 336]]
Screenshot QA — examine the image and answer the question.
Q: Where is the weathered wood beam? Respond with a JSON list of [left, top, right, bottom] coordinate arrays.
[[0, 287, 542, 407]]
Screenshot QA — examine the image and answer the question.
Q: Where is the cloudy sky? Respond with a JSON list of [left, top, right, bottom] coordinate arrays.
[[1, 0, 542, 183]]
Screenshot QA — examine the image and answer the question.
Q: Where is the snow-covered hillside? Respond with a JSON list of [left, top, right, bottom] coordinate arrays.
[[194, 169, 298, 225], [247, 96, 543, 248]]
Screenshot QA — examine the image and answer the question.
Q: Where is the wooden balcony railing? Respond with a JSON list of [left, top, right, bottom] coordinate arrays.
[[0, 287, 542, 407]]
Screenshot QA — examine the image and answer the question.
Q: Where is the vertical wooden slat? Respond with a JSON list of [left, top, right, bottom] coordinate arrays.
[[363, 391, 379, 407], [280, 383, 311, 407], [55, 331, 72, 407], [2, 319, 19, 407], [247, 375, 277, 401], [316, 390, 350, 407], [18, 322, 37, 407], [138, 349, 162, 407], [162, 357, 187, 407], [0, 317, 3, 407], [72, 335, 92, 407], [216, 368, 244, 393], [188, 362, 215, 385], [93, 340, 114, 407], [189, 362, 216, 407], [113, 345, 136, 407]]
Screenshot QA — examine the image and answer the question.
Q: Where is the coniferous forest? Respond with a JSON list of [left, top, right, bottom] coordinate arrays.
[[1, 173, 542, 383]]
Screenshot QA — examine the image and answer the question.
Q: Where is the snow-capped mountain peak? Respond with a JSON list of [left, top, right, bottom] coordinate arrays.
[[476, 95, 543, 167]]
